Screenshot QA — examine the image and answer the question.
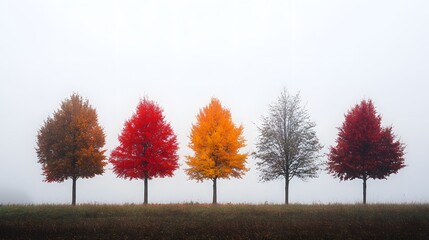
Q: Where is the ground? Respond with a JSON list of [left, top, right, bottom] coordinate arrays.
[[1, 204, 428, 239]]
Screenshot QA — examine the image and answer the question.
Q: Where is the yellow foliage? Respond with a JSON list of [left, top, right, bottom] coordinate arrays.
[[185, 98, 248, 181]]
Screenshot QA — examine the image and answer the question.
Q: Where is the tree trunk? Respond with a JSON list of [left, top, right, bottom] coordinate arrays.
[[285, 176, 289, 205], [144, 175, 148, 205], [363, 178, 367, 204], [212, 177, 217, 204], [72, 176, 77, 206]]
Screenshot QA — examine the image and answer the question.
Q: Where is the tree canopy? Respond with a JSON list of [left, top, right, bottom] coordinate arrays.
[[185, 98, 248, 204], [328, 99, 405, 204], [36, 93, 106, 205], [109, 98, 179, 204]]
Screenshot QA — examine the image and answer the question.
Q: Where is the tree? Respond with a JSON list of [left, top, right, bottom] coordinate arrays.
[[328, 99, 405, 204], [253, 89, 323, 204], [36, 94, 106, 205], [110, 98, 179, 204], [185, 98, 248, 204]]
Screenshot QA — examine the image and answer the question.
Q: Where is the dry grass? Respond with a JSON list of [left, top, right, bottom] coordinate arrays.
[[1, 204, 428, 239]]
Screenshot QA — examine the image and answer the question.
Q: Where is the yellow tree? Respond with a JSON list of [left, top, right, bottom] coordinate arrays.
[[186, 98, 248, 204]]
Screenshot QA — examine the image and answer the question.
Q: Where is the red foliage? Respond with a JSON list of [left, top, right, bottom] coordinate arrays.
[[328, 100, 405, 181], [110, 98, 179, 180]]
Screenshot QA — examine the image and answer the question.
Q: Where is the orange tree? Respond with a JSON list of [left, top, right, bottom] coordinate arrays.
[[185, 98, 248, 204], [109, 98, 179, 204], [36, 94, 106, 205]]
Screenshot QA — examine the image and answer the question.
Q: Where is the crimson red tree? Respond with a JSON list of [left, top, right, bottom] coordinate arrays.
[[110, 98, 179, 204], [328, 99, 405, 204]]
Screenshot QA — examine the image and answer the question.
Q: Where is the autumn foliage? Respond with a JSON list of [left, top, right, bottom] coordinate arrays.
[[109, 98, 179, 204], [328, 99, 405, 204], [186, 98, 248, 204], [36, 94, 106, 205]]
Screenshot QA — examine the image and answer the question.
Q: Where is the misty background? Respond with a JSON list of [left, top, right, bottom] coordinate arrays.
[[1, 0, 428, 204]]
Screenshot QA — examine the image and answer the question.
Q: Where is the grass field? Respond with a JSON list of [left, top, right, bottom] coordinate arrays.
[[1, 204, 428, 239]]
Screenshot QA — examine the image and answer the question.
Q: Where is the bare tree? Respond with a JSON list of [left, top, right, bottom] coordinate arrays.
[[253, 88, 323, 204]]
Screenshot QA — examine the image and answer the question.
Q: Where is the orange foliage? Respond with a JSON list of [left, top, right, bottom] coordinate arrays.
[[185, 98, 248, 181], [36, 94, 106, 182]]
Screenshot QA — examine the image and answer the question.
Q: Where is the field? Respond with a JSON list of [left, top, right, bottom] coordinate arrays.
[[1, 204, 428, 240]]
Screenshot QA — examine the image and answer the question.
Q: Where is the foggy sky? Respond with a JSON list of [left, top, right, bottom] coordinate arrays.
[[1, 0, 428, 204]]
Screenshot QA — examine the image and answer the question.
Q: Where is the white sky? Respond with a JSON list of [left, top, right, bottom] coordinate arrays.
[[1, 0, 428, 204]]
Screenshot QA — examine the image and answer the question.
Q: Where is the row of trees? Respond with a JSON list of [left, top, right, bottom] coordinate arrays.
[[36, 90, 405, 205]]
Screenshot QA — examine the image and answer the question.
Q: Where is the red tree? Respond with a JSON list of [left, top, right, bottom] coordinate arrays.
[[110, 98, 179, 204], [328, 99, 405, 204]]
